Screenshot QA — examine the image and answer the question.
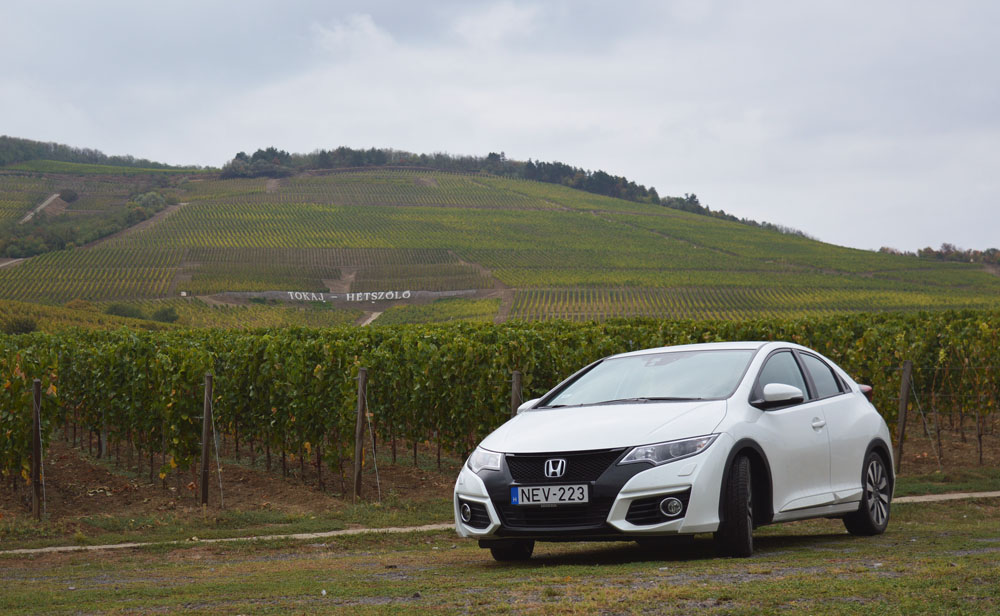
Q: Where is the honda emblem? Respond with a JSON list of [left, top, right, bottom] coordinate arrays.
[[544, 458, 567, 478]]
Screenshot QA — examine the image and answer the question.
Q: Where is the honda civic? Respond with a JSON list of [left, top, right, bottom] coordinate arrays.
[[454, 341, 893, 560]]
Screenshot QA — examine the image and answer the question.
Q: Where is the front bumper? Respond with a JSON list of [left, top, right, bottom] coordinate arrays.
[[454, 441, 728, 540]]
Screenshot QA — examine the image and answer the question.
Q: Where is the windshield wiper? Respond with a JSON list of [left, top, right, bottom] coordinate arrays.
[[591, 397, 704, 405]]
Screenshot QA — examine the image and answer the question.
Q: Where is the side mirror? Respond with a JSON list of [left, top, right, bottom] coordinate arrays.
[[516, 398, 540, 415], [753, 383, 805, 410]]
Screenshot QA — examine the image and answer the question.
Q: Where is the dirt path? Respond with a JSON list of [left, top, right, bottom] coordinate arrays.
[[266, 179, 281, 193], [893, 490, 1000, 504], [0, 258, 25, 269], [358, 311, 383, 326], [447, 250, 503, 288], [196, 294, 238, 307], [495, 289, 515, 323], [0, 523, 453, 556], [18, 193, 62, 224], [81, 202, 188, 249], [326, 268, 358, 294]]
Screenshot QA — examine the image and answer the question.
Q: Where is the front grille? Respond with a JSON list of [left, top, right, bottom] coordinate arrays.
[[459, 500, 491, 529], [625, 490, 691, 526], [505, 448, 626, 483], [498, 502, 613, 528]]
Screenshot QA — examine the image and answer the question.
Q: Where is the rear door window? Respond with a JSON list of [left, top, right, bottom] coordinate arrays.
[[800, 353, 844, 399]]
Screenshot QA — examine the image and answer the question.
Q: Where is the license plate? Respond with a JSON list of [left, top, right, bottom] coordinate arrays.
[[510, 484, 589, 505]]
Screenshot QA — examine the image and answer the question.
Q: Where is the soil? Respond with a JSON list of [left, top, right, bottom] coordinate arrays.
[[895, 415, 1000, 472], [325, 267, 358, 294], [38, 197, 69, 218], [0, 436, 457, 526], [1, 415, 993, 532]]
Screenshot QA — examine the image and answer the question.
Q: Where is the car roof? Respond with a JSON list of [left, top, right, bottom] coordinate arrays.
[[608, 341, 772, 360]]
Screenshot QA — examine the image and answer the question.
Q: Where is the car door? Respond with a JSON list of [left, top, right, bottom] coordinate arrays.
[[751, 350, 834, 513], [797, 352, 869, 502]]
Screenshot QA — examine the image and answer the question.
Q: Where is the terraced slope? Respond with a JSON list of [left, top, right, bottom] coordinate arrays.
[[1, 167, 998, 322]]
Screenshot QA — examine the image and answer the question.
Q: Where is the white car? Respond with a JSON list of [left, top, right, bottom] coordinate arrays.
[[454, 341, 893, 560]]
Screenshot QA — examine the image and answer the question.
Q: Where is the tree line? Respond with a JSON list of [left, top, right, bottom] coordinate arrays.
[[0, 135, 187, 170], [880, 243, 1000, 266]]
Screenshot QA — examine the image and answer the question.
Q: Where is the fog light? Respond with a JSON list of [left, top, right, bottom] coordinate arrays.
[[659, 497, 683, 518], [460, 503, 473, 523]]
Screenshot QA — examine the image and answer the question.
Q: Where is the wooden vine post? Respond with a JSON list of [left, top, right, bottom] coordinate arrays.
[[32, 378, 42, 520], [511, 370, 523, 418], [353, 367, 368, 502], [894, 360, 913, 474], [201, 373, 213, 506]]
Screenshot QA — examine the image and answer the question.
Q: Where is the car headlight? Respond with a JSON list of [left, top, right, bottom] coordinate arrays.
[[467, 447, 502, 473], [620, 434, 719, 466]]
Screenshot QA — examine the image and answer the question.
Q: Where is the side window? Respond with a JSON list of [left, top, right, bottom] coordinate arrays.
[[756, 351, 808, 399], [800, 354, 843, 399]]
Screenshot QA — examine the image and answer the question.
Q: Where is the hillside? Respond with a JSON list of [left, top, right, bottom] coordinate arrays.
[[1, 165, 999, 325]]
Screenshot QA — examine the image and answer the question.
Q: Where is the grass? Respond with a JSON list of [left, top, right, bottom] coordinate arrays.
[[0, 495, 453, 552], [1, 500, 998, 614], [895, 467, 1000, 497]]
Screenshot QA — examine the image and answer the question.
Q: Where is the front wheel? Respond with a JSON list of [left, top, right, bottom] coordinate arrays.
[[714, 454, 754, 557], [844, 452, 891, 536]]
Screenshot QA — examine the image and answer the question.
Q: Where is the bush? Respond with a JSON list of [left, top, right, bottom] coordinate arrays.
[[2, 316, 37, 334], [151, 306, 179, 323], [134, 192, 166, 211], [59, 189, 79, 203], [104, 303, 144, 319], [65, 299, 96, 311]]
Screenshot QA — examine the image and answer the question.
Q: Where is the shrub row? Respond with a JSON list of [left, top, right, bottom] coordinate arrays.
[[2, 310, 998, 481]]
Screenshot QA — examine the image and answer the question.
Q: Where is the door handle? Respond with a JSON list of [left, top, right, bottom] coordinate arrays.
[[811, 418, 826, 430]]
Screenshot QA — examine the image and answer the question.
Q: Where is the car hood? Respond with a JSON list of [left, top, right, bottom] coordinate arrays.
[[479, 400, 728, 453]]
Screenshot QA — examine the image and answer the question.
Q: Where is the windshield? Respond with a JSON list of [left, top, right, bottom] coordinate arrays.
[[542, 349, 755, 407]]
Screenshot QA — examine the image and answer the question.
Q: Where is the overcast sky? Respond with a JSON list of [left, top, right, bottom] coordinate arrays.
[[2, 0, 997, 251]]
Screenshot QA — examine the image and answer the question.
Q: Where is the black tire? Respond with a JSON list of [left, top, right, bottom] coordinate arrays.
[[844, 452, 891, 536], [488, 539, 535, 562], [715, 455, 754, 557]]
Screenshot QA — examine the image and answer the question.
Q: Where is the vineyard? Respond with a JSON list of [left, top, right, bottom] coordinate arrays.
[[0, 175, 53, 224], [508, 286, 1000, 321], [375, 297, 502, 325], [1, 167, 999, 322], [4, 160, 198, 176], [2, 310, 999, 506]]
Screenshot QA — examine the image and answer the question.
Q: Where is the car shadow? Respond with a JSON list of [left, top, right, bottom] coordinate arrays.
[[480, 532, 859, 567]]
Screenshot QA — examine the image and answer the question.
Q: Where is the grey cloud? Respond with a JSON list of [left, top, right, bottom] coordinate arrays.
[[1, 0, 998, 251]]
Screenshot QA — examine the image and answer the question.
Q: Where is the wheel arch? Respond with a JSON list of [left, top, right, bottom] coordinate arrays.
[[864, 438, 895, 494], [718, 439, 774, 526]]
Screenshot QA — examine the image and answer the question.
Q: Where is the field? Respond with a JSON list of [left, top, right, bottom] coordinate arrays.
[[4, 160, 200, 176], [1, 166, 999, 324], [1, 428, 999, 615]]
